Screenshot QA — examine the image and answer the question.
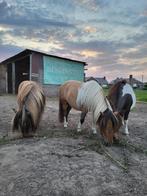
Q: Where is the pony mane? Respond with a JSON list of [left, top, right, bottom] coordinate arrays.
[[12, 81, 45, 137], [108, 80, 127, 97]]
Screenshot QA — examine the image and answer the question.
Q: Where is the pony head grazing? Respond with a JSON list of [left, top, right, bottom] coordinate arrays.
[[97, 108, 119, 145], [11, 81, 45, 138]]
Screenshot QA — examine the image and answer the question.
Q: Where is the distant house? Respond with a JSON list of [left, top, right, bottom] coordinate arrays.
[[85, 76, 109, 88], [110, 77, 123, 85], [110, 75, 143, 89]]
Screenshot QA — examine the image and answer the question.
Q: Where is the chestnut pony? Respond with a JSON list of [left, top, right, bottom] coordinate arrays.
[[107, 80, 136, 135], [12, 80, 45, 138], [59, 80, 119, 145]]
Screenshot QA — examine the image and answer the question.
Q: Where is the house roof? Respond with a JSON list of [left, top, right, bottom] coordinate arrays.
[[110, 77, 143, 85], [86, 76, 108, 85], [0, 49, 87, 65], [125, 78, 143, 85]]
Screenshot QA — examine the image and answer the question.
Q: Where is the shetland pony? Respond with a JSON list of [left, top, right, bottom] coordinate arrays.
[[107, 80, 136, 135], [59, 80, 119, 145], [12, 81, 45, 138]]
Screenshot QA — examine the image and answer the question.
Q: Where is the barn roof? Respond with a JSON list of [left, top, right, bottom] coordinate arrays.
[[0, 49, 87, 65]]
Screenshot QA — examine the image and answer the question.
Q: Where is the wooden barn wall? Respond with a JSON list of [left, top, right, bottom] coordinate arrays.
[[32, 53, 43, 83], [0, 64, 7, 94], [42, 84, 60, 97]]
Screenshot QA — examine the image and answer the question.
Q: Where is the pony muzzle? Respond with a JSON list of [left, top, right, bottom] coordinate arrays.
[[102, 138, 113, 146]]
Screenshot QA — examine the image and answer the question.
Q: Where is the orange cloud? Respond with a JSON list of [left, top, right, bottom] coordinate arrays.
[[80, 50, 103, 58], [84, 26, 97, 33], [86, 66, 102, 77], [118, 56, 147, 65]]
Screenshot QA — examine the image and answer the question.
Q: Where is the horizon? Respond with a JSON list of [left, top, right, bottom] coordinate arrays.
[[0, 0, 147, 82]]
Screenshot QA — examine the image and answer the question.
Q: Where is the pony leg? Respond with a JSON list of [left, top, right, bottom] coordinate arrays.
[[64, 104, 71, 128], [124, 120, 129, 135], [64, 117, 68, 128], [77, 112, 87, 132], [92, 112, 97, 134], [77, 121, 81, 132], [124, 111, 130, 135]]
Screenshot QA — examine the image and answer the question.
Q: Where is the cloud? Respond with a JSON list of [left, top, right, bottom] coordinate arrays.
[[0, 44, 22, 61], [1, 32, 63, 52], [0, 0, 147, 82], [0, 1, 12, 17], [0, 1, 75, 28], [80, 50, 103, 58]]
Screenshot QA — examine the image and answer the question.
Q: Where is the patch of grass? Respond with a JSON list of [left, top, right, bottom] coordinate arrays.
[[38, 129, 82, 138], [134, 89, 147, 102], [0, 137, 11, 146], [116, 139, 147, 156]]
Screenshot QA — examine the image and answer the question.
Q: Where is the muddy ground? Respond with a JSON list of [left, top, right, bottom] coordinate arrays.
[[0, 95, 147, 196]]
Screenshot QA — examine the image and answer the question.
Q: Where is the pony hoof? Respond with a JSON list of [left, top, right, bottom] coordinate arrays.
[[124, 131, 129, 135], [64, 125, 68, 128], [122, 132, 129, 136], [77, 128, 81, 132], [92, 129, 97, 134]]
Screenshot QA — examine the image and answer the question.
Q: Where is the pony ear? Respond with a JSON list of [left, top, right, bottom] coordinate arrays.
[[114, 112, 124, 125]]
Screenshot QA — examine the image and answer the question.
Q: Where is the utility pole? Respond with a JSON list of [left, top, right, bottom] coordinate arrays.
[[142, 74, 144, 89], [142, 74, 144, 83]]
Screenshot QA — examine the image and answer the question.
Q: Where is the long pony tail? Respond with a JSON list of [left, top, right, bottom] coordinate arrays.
[[59, 98, 64, 123]]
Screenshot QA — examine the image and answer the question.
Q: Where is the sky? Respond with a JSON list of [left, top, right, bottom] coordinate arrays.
[[0, 0, 147, 82]]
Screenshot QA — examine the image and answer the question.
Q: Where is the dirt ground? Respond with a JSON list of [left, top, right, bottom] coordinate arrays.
[[0, 95, 147, 196]]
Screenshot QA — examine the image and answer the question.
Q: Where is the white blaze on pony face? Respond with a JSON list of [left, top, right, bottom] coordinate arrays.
[[122, 83, 136, 109]]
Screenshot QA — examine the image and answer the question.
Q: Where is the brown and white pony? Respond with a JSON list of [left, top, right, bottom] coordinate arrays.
[[107, 80, 136, 135], [59, 80, 119, 145], [11, 81, 45, 138]]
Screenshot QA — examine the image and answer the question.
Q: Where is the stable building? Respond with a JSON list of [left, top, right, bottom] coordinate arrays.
[[0, 49, 86, 96]]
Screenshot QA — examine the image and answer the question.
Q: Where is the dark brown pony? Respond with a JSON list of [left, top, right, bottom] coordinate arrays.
[[107, 80, 136, 135], [59, 80, 119, 145], [11, 81, 45, 138]]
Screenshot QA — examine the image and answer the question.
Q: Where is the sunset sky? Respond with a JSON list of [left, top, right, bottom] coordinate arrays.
[[0, 0, 147, 82]]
